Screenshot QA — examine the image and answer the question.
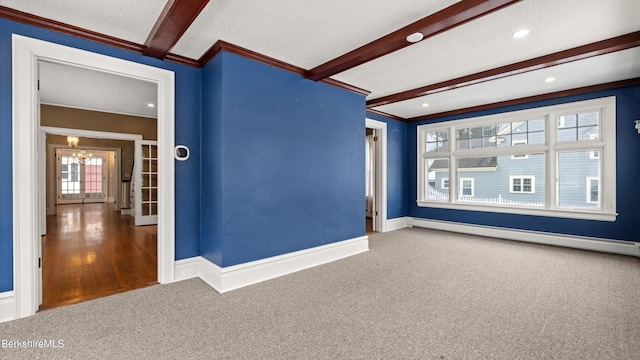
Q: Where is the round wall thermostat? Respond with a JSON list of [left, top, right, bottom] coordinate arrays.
[[175, 145, 190, 161]]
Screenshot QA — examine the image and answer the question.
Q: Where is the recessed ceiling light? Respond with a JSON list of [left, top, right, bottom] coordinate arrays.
[[422, 103, 430, 108], [512, 29, 530, 39], [544, 77, 556, 83], [406, 32, 424, 43], [147, 103, 155, 108]]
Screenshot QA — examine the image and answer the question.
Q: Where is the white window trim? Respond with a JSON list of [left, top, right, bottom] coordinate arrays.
[[586, 176, 600, 204], [417, 96, 617, 222], [509, 175, 535, 194]]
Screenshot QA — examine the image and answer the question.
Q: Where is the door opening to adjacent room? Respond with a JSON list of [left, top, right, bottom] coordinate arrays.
[[365, 118, 388, 234], [366, 128, 377, 234], [12, 35, 176, 319]]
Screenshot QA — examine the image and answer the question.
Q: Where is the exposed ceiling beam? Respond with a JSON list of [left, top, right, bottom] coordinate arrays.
[[367, 31, 640, 109], [0, 5, 201, 67], [143, 0, 210, 59], [404, 78, 640, 122], [305, 0, 521, 81]]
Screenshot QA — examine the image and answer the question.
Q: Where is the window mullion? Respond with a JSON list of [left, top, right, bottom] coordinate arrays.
[[449, 125, 457, 203], [546, 112, 556, 210]]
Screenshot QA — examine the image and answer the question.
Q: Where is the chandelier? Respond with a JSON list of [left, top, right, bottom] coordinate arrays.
[[73, 150, 93, 164]]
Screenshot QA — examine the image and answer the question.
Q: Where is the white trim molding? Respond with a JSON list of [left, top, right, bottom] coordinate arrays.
[[0, 292, 15, 323], [366, 118, 387, 233], [408, 217, 640, 257], [12, 35, 176, 320], [386, 217, 410, 232], [175, 236, 369, 293]]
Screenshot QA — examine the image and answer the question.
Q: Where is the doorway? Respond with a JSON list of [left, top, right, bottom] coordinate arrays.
[[12, 35, 176, 319], [365, 118, 387, 234], [56, 149, 109, 204], [366, 128, 376, 234]]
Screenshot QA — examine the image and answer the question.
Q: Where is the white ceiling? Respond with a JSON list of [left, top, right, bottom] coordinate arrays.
[[2, 0, 639, 120], [39, 61, 158, 118]]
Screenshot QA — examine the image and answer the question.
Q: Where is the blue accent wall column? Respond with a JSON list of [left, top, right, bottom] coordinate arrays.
[[407, 85, 640, 242], [200, 52, 366, 267], [0, 18, 202, 292], [200, 55, 224, 265]]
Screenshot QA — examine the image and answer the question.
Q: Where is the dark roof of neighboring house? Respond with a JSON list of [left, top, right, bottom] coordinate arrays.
[[429, 157, 497, 170]]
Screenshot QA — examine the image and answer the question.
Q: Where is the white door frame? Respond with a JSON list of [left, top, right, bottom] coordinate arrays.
[[365, 118, 387, 233], [12, 35, 176, 319]]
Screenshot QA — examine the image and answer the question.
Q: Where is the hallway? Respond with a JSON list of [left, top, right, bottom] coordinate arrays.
[[40, 203, 157, 311]]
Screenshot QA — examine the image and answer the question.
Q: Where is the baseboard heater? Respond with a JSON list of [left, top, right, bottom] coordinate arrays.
[[407, 217, 640, 258]]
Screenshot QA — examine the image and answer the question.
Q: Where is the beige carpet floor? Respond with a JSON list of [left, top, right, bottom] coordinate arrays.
[[1, 227, 639, 359]]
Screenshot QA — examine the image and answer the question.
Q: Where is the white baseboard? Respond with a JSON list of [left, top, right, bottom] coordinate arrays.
[[174, 257, 200, 282], [176, 236, 369, 293], [0, 291, 15, 323], [385, 217, 410, 232], [408, 217, 640, 257], [120, 208, 133, 216]]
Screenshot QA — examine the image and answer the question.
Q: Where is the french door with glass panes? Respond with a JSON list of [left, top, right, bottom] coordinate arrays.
[[57, 149, 107, 204], [134, 140, 158, 226]]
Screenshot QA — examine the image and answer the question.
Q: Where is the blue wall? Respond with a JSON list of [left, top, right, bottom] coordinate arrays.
[[200, 52, 366, 267], [0, 18, 202, 292], [408, 85, 640, 242], [365, 113, 408, 220]]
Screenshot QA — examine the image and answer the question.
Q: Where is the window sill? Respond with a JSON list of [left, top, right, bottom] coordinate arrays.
[[416, 201, 618, 222]]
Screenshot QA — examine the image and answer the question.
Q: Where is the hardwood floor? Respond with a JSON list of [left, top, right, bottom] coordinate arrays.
[[366, 217, 374, 234], [40, 203, 157, 311]]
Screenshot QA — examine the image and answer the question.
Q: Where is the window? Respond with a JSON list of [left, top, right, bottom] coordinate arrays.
[[441, 178, 449, 189], [417, 97, 616, 221], [510, 176, 535, 193], [459, 178, 474, 197]]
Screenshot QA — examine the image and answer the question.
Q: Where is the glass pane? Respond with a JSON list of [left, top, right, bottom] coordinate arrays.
[[456, 155, 544, 206], [483, 125, 496, 137], [457, 128, 470, 140], [457, 138, 469, 150], [559, 115, 577, 128], [528, 131, 545, 144], [528, 119, 545, 132], [578, 112, 598, 126], [512, 122, 527, 133], [469, 137, 482, 149], [579, 126, 598, 140], [558, 112, 599, 142], [426, 158, 449, 201], [512, 133, 527, 144], [557, 151, 600, 209], [558, 128, 576, 142], [497, 134, 511, 147], [427, 134, 448, 152]]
